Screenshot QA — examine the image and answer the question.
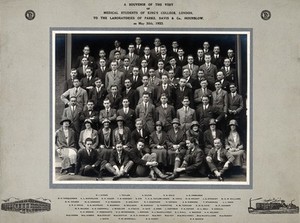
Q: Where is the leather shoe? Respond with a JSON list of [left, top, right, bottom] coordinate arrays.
[[208, 174, 217, 179], [61, 169, 69, 175], [113, 175, 121, 181], [160, 174, 168, 179], [123, 173, 130, 178], [166, 174, 176, 181], [96, 177, 104, 181], [217, 176, 224, 181]]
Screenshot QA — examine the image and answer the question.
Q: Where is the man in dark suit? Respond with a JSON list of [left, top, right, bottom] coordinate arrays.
[[134, 36, 144, 57], [127, 139, 165, 180], [165, 57, 182, 78], [129, 66, 143, 90], [174, 77, 194, 109], [176, 48, 188, 67], [206, 138, 234, 181], [90, 78, 107, 112], [75, 138, 107, 180], [139, 59, 149, 76], [63, 68, 78, 92], [117, 97, 136, 130], [74, 45, 95, 69], [76, 57, 90, 80], [203, 119, 224, 155], [80, 67, 95, 97], [150, 38, 162, 59], [153, 74, 174, 106], [199, 54, 218, 91], [156, 45, 169, 67], [182, 68, 198, 93], [139, 46, 156, 69], [203, 41, 213, 56], [122, 78, 139, 109], [216, 71, 230, 93], [194, 48, 205, 66], [79, 100, 99, 130], [168, 41, 179, 58], [130, 118, 151, 152], [105, 141, 132, 180], [106, 85, 122, 110], [197, 95, 224, 132], [136, 75, 155, 104], [227, 83, 244, 123], [94, 58, 110, 85], [227, 49, 236, 68], [166, 137, 206, 180], [211, 45, 224, 70], [156, 93, 176, 132], [220, 58, 238, 87]]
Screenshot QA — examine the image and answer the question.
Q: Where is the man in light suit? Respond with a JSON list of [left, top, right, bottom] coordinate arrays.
[[126, 43, 139, 67], [62, 96, 83, 135], [155, 93, 176, 132], [199, 54, 218, 91], [61, 78, 88, 109], [182, 55, 199, 79], [212, 81, 228, 113], [108, 40, 126, 61], [135, 92, 156, 133], [63, 68, 78, 92], [136, 75, 155, 104], [105, 61, 125, 92], [194, 79, 212, 109], [176, 97, 196, 132], [154, 60, 169, 78], [148, 68, 161, 88]]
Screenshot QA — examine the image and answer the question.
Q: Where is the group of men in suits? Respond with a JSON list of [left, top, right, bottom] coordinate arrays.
[[56, 38, 245, 181]]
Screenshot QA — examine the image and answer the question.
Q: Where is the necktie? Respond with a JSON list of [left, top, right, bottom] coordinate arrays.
[[144, 103, 148, 112], [88, 149, 91, 156], [106, 109, 109, 116], [75, 88, 78, 95]]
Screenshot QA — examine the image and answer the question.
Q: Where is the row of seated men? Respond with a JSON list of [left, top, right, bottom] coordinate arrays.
[[55, 115, 245, 181]]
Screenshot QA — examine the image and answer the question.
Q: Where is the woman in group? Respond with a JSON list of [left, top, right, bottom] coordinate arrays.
[[55, 118, 77, 174], [112, 116, 131, 151], [78, 119, 99, 150], [225, 119, 245, 170], [186, 121, 204, 150], [98, 118, 113, 161], [149, 121, 168, 171]]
